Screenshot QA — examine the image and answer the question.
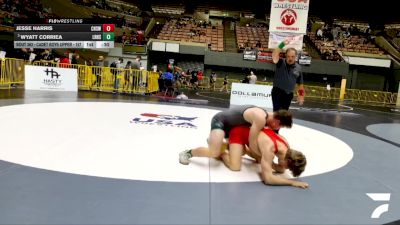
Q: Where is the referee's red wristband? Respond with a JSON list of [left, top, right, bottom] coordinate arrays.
[[298, 89, 305, 96]]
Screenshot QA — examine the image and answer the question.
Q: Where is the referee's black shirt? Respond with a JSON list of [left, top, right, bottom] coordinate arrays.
[[273, 58, 303, 94]]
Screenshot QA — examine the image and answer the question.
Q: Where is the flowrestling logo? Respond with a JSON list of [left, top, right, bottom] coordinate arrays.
[[366, 193, 391, 219], [130, 113, 198, 129]]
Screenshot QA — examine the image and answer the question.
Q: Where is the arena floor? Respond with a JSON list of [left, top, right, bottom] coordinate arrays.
[[0, 89, 399, 224]]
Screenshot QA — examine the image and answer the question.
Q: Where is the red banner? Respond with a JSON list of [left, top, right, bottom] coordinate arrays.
[[256, 51, 285, 63]]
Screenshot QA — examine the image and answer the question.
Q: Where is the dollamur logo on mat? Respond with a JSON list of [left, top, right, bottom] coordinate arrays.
[[130, 113, 198, 129]]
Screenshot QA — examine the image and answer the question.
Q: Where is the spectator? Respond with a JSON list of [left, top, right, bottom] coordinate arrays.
[[316, 28, 323, 40], [230, 21, 235, 30], [41, 49, 54, 62], [245, 40, 250, 48], [59, 52, 70, 68], [343, 29, 351, 38], [18, 48, 30, 61], [242, 73, 249, 83], [39, 49, 54, 66], [190, 69, 199, 90], [71, 54, 80, 64], [123, 61, 132, 91], [365, 26, 371, 36], [209, 72, 217, 90], [220, 75, 229, 92], [87, 58, 94, 66], [111, 57, 124, 93], [248, 71, 257, 84], [197, 69, 204, 85], [163, 69, 175, 96], [132, 56, 141, 70], [176, 92, 188, 100], [256, 40, 262, 48], [137, 30, 144, 45], [96, 55, 105, 67], [332, 26, 339, 40], [163, 69, 174, 81]]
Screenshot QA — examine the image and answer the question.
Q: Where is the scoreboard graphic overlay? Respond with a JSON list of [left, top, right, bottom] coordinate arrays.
[[14, 19, 115, 49]]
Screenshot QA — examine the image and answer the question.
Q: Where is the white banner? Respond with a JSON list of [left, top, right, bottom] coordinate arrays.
[[0, 51, 6, 59], [344, 56, 391, 68], [268, 32, 304, 50], [397, 81, 400, 108], [269, 0, 310, 34], [25, 65, 78, 92], [243, 49, 257, 61], [230, 83, 273, 110]]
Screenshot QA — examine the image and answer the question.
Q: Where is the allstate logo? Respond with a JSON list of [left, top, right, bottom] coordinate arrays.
[[280, 9, 297, 26], [130, 113, 198, 129]]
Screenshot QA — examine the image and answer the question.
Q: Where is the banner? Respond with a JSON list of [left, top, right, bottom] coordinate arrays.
[[256, 50, 311, 65], [268, 32, 304, 50], [256, 51, 273, 63], [269, 0, 310, 34], [230, 83, 273, 109], [243, 49, 257, 61], [298, 54, 312, 65], [257, 51, 286, 63], [25, 65, 78, 92], [344, 56, 391, 68], [0, 51, 6, 59]]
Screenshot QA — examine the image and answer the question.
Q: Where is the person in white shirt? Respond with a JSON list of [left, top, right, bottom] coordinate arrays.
[[316, 28, 323, 40], [247, 71, 257, 84]]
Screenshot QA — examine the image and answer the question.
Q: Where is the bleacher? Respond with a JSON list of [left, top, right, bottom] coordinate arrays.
[[236, 25, 269, 51], [152, 4, 185, 15], [157, 18, 224, 52], [308, 32, 384, 55], [333, 19, 369, 30], [0, 24, 13, 32], [385, 24, 400, 50], [107, 0, 140, 13], [307, 19, 386, 59]]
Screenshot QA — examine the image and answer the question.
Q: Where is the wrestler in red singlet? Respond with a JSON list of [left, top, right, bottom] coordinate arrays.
[[228, 126, 288, 153]]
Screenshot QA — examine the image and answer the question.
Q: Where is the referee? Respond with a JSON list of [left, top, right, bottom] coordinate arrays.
[[271, 40, 305, 112]]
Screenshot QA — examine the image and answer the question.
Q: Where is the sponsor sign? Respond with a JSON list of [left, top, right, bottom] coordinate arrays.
[[230, 83, 273, 109], [243, 49, 257, 61], [25, 65, 78, 91], [298, 54, 312, 65], [257, 51, 286, 63], [257, 51, 273, 63], [269, 0, 310, 34], [268, 32, 304, 50]]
